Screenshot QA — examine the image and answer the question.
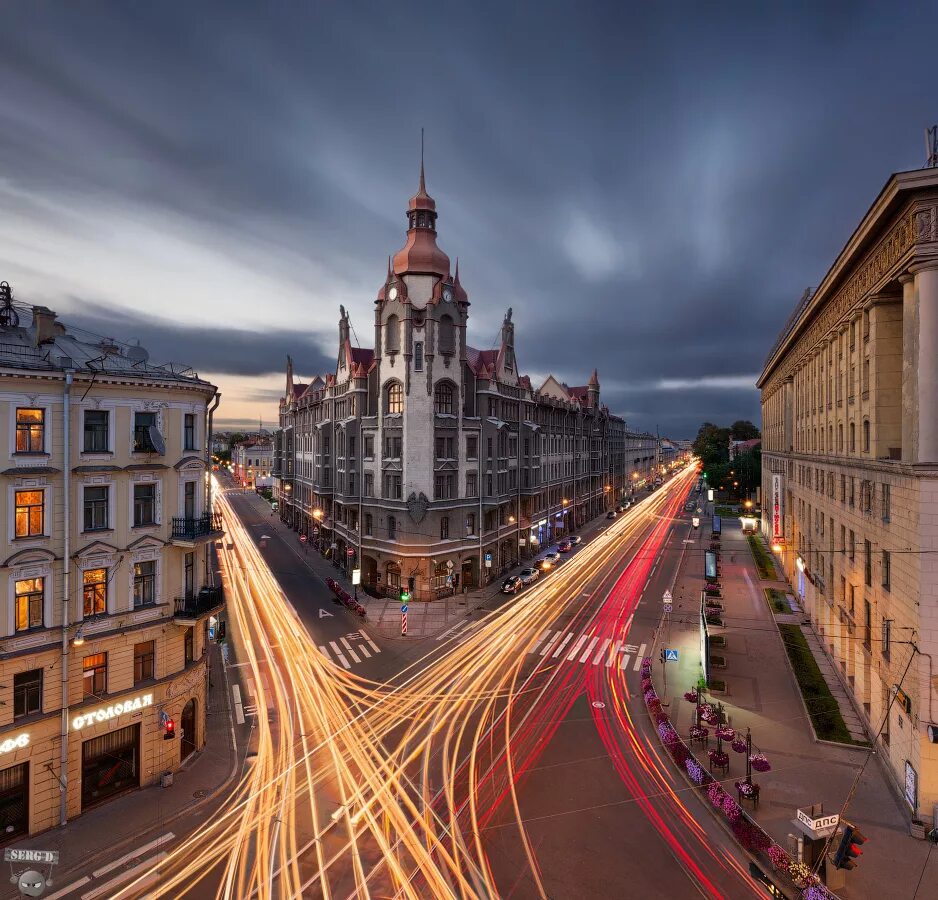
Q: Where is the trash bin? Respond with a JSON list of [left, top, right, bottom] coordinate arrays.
[[161, 771, 173, 788]]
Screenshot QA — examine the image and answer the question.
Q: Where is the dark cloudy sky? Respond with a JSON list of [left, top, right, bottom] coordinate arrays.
[[1, 2, 936, 436]]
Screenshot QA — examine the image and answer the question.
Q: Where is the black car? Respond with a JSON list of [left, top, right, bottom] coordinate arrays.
[[501, 575, 523, 594]]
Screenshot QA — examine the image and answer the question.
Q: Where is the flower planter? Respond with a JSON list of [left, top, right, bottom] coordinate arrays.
[[911, 820, 927, 840]]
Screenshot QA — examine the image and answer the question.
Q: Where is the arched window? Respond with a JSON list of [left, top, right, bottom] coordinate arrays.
[[849, 422, 855, 452], [863, 419, 870, 452], [414, 341, 424, 372], [388, 516, 397, 540], [438, 314, 455, 355], [386, 560, 400, 587], [386, 314, 400, 353], [434, 381, 454, 415], [386, 382, 403, 415], [838, 424, 843, 452]]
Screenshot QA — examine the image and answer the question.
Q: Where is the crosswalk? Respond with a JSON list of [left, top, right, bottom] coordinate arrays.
[[318, 629, 381, 669], [531, 631, 646, 671]]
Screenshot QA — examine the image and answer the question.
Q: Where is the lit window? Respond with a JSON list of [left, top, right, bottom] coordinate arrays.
[[15, 408, 44, 453], [14, 577, 43, 632], [14, 490, 44, 538]]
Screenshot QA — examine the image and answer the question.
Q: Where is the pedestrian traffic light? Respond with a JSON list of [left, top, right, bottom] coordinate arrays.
[[832, 822, 867, 870], [163, 717, 176, 741], [400, 587, 410, 603]]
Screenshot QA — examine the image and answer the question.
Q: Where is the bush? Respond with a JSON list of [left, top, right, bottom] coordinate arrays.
[[777, 624, 865, 745], [764, 588, 789, 614], [747, 534, 776, 580]]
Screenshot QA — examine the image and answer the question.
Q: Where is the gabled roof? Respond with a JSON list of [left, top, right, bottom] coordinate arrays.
[[466, 346, 498, 376]]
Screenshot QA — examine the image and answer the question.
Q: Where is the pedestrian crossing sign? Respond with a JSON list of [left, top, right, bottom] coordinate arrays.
[[665, 648, 679, 661]]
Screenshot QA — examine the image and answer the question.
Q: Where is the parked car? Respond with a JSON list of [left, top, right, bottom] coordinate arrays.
[[538, 552, 561, 570], [501, 575, 523, 594], [557, 538, 573, 552], [271, 501, 279, 511], [543, 551, 561, 564], [606, 510, 617, 519], [518, 567, 540, 585], [568, 535, 582, 545]]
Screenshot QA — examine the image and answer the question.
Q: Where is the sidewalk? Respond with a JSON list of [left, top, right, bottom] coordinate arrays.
[[2, 644, 238, 898], [658, 517, 935, 899]]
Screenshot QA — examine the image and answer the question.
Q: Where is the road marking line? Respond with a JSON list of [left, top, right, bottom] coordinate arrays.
[[552, 633, 574, 658], [82, 853, 167, 899], [436, 621, 464, 641], [340, 637, 360, 663], [530, 630, 550, 653], [625, 613, 634, 632], [358, 644, 372, 658], [592, 638, 611, 665], [539, 632, 561, 656], [359, 628, 381, 653], [580, 636, 599, 663], [318, 645, 332, 663], [620, 654, 631, 670], [92, 833, 175, 878], [44, 876, 91, 899], [243, 705, 258, 716], [607, 641, 624, 667], [231, 684, 245, 725], [633, 642, 647, 670], [566, 634, 588, 661], [329, 641, 351, 668]]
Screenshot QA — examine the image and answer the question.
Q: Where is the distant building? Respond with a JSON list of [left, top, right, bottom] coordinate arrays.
[[233, 439, 273, 488], [759, 166, 938, 823], [0, 288, 223, 838], [729, 437, 761, 458], [274, 163, 655, 599]]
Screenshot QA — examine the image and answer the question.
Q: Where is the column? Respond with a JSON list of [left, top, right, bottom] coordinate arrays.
[[914, 264, 938, 463], [901, 273, 917, 462]]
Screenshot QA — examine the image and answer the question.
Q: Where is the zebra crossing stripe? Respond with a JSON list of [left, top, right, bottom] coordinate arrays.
[[340, 637, 360, 664], [592, 638, 611, 665], [358, 644, 372, 658], [552, 633, 574, 658], [632, 643, 647, 671], [329, 641, 351, 669], [607, 641, 624, 667], [359, 629, 381, 653], [540, 632, 561, 656], [579, 636, 599, 663], [566, 634, 589, 661], [530, 631, 550, 653]]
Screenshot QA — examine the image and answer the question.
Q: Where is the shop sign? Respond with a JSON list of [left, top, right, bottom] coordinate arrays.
[[0, 733, 29, 756], [72, 693, 153, 730], [795, 806, 839, 838], [772, 474, 784, 539], [905, 760, 918, 809]]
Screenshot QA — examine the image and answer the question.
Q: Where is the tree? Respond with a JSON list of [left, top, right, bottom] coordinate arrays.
[[692, 423, 730, 469], [730, 420, 761, 440]]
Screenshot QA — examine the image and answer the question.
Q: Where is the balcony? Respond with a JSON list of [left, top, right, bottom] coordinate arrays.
[[170, 512, 224, 546], [174, 585, 224, 623]]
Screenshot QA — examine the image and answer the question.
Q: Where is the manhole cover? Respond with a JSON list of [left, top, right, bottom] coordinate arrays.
[[591, 701, 606, 709], [193, 789, 207, 799]]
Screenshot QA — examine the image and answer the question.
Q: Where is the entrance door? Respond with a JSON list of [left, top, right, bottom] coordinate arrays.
[[181, 698, 197, 761], [461, 559, 474, 590]]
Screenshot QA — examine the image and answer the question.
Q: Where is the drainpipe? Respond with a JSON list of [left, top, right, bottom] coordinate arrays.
[[206, 390, 221, 514], [59, 368, 74, 826]]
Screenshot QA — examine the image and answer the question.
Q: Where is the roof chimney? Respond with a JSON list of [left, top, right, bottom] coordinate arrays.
[[32, 306, 64, 347]]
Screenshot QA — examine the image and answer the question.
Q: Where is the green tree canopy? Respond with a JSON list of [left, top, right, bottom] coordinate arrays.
[[730, 420, 761, 440], [692, 422, 730, 468]]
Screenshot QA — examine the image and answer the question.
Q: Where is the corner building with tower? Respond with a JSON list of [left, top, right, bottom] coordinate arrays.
[[275, 165, 661, 599], [759, 167, 938, 825]]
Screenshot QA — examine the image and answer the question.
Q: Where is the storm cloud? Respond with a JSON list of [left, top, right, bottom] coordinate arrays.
[[1, 2, 936, 435]]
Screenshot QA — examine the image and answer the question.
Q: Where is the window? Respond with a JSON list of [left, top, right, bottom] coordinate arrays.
[[133, 561, 156, 607], [414, 341, 424, 371], [882, 551, 890, 591], [82, 653, 107, 699], [438, 315, 455, 354], [83, 486, 109, 531], [849, 422, 855, 452], [383, 473, 402, 500], [882, 483, 890, 523], [466, 513, 476, 535], [133, 641, 155, 684], [848, 529, 855, 560], [434, 382, 454, 415], [184, 552, 194, 598], [440, 516, 449, 539], [882, 618, 891, 660], [435, 436, 455, 459], [487, 437, 493, 459], [466, 436, 478, 459], [13, 670, 42, 719], [184, 413, 196, 450], [863, 419, 870, 453], [364, 473, 374, 497], [384, 436, 402, 458], [133, 411, 157, 452], [14, 577, 43, 632], [364, 436, 374, 458], [863, 600, 872, 651], [184, 628, 194, 665], [466, 472, 478, 497], [386, 382, 403, 414], [364, 513, 373, 536], [434, 474, 455, 500], [84, 410, 109, 452], [388, 516, 397, 539], [83, 568, 107, 617], [385, 314, 400, 353], [840, 474, 846, 503], [864, 540, 872, 587], [184, 480, 196, 519], [14, 489, 44, 538], [348, 436, 356, 459], [133, 483, 156, 526], [15, 408, 45, 453]]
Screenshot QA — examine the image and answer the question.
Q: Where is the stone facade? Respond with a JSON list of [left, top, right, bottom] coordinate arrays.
[[274, 167, 660, 599], [0, 290, 223, 838], [758, 168, 938, 824], [233, 439, 273, 488]]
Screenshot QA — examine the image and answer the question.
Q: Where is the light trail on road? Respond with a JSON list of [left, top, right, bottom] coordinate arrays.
[[111, 466, 759, 899]]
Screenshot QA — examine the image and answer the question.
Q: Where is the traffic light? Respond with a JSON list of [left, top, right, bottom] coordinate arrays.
[[399, 587, 410, 603], [832, 822, 867, 870], [163, 717, 176, 741]]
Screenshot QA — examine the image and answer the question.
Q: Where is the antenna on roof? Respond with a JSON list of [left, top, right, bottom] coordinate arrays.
[[926, 125, 938, 168]]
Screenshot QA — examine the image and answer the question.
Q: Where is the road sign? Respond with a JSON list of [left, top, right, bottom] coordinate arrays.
[[299, 534, 307, 542], [352, 569, 361, 585], [446, 560, 454, 570], [347, 547, 356, 556], [662, 589, 672, 603], [401, 604, 409, 613], [159, 710, 171, 727], [663, 603, 672, 613], [664, 648, 679, 661]]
